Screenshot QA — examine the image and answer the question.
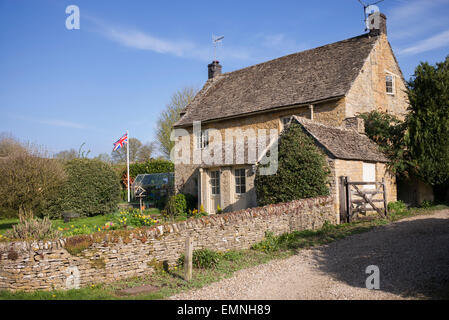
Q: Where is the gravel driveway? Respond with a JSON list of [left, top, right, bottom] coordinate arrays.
[[170, 210, 449, 300]]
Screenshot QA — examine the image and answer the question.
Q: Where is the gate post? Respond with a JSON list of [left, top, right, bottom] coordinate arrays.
[[382, 178, 388, 217], [346, 177, 352, 223], [339, 176, 347, 223]]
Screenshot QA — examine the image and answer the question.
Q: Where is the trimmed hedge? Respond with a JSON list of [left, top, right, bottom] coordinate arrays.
[[129, 159, 174, 179], [255, 123, 330, 206], [44, 159, 121, 218]]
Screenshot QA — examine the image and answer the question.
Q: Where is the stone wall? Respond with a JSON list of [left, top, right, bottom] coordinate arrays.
[[0, 196, 334, 292]]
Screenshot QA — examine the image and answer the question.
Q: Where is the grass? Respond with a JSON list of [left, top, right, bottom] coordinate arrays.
[[0, 208, 161, 237], [0, 203, 447, 300]]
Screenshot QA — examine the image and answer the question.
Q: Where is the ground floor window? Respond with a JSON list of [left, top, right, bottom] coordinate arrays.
[[210, 170, 220, 195], [235, 168, 246, 194]]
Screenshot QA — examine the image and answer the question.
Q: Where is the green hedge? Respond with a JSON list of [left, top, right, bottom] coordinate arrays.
[[44, 159, 121, 218], [255, 123, 330, 206], [129, 159, 174, 179]]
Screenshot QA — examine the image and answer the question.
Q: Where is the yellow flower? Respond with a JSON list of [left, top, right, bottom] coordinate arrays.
[[52, 294, 56, 298]]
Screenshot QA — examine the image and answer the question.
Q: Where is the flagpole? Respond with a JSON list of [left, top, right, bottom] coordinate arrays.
[[127, 130, 130, 203]]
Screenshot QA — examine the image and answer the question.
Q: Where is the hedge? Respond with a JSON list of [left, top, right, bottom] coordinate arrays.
[[44, 158, 121, 218]]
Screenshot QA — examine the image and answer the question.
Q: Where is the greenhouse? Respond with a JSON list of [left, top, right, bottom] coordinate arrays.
[[131, 172, 174, 208]]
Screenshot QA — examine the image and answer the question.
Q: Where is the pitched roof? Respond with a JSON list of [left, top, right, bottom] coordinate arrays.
[[175, 33, 379, 127], [291, 116, 388, 162]]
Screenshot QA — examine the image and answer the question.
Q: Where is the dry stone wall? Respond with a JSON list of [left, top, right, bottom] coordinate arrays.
[[0, 196, 334, 292]]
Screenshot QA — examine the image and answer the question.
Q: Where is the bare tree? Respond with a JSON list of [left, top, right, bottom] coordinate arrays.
[[111, 137, 142, 164], [137, 142, 155, 162], [54, 149, 78, 161], [156, 86, 197, 158], [0, 137, 66, 221]]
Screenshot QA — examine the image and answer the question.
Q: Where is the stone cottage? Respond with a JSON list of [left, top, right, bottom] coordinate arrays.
[[172, 13, 407, 217]]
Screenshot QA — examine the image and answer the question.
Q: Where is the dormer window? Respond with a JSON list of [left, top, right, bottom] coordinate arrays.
[[386, 74, 395, 95], [196, 130, 209, 149]]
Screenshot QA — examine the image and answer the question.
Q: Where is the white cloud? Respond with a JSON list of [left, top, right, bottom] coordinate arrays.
[[399, 29, 449, 55], [10, 114, 88, 129]]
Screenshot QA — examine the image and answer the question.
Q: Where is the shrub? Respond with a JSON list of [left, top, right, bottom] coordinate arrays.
[[251, 231, 280, 253], [387, 200, 408, 216], [45, 159, 121, 218], [255, 123, 330, 206], [128, 159, 174, 179], [0, 137, 66, 221], [184, 193, 198, 212], [164, 193, 187, 217], [420, 200, 434, 208], [178, 248, 221, 269], [5, 217, 62, 240]]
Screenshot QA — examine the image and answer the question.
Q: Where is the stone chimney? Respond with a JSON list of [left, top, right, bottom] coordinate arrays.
[[368, 12, 387, 36], [208, 60, 222, 79], [344, 117, 365, 134]]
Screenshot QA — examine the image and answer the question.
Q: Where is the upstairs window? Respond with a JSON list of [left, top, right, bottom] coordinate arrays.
[[280, 116, 292, 130], [386, 74, 395, 95], [235, 168, 246, 194], [210, 170, 220, 195], [196, 130, 209, 149]]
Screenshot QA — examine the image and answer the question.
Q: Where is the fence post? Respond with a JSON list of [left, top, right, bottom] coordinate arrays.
[[382, 178, 388, 217], [339, 176, 347, 223], [346, 176, 352, 223], [184, 236, 193, 281]]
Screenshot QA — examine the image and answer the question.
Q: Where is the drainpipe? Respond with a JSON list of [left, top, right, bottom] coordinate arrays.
[[309, 104, 314, 121]]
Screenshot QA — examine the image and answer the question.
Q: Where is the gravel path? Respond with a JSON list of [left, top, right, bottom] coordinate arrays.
[[170, 210, 449, 300]]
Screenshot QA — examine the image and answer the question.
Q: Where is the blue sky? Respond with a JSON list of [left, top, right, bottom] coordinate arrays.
[[1, 0, 449, 157]]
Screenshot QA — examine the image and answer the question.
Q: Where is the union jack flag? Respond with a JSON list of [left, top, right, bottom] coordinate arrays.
[[113, 133, 128, 151]]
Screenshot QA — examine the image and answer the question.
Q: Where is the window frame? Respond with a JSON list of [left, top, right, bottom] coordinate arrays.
[[280, 116, 292, 130], [210, 170, 220, 195], [385, 73, 395, 95], [196, 130, 209, 150], [234, 168, 246, 195]]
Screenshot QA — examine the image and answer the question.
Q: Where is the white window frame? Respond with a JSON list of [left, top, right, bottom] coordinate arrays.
[[385, 72, 396, 95], [234, 168, 246, 194], [362, 162, 376, 190], [280, 116, 292, 130], [210, 170, 220, 195], [196, 130, 209, 150]]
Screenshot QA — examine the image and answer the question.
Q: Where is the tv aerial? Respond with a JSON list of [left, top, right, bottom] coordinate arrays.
[[358, 0, 384, 31], [212, 34, 224, 61]]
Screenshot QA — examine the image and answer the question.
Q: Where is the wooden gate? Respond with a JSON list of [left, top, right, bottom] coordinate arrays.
[[339, 176, 388, 223]]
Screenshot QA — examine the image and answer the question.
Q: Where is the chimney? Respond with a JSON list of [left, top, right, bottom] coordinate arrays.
[[368, 12, 387, 36], [344, 117, 365, 134], [208, 60, 222, 79]]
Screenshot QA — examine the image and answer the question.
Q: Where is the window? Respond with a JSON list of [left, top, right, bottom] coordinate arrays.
[[196, 130, 209, 149], [210, 170, 220, 195], [386, 74, 395, 95], [280, 116, 291, 130], [363, 162, 376, 190], [235, 168, 246, 194]]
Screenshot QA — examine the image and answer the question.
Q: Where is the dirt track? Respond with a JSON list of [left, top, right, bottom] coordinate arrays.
[[170, 210, 449, 300]]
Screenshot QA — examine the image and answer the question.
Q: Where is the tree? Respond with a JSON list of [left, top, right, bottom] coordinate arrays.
[[0, 137, 66, 221], [54, 149, 78, 161], [406, 56, 449, 187], [95, 153, 113, 163], [255, 123, 330, 206], [156, 87, 197, 158], [136, 142, 155, 162], [111, 137, 142, 164], [359, 111, 409, 175]]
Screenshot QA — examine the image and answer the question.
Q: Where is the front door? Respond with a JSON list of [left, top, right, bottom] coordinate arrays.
[[209, 170, 221, 214]]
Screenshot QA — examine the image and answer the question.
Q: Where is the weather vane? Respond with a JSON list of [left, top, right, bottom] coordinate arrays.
[[212, 34, 224, 61]]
